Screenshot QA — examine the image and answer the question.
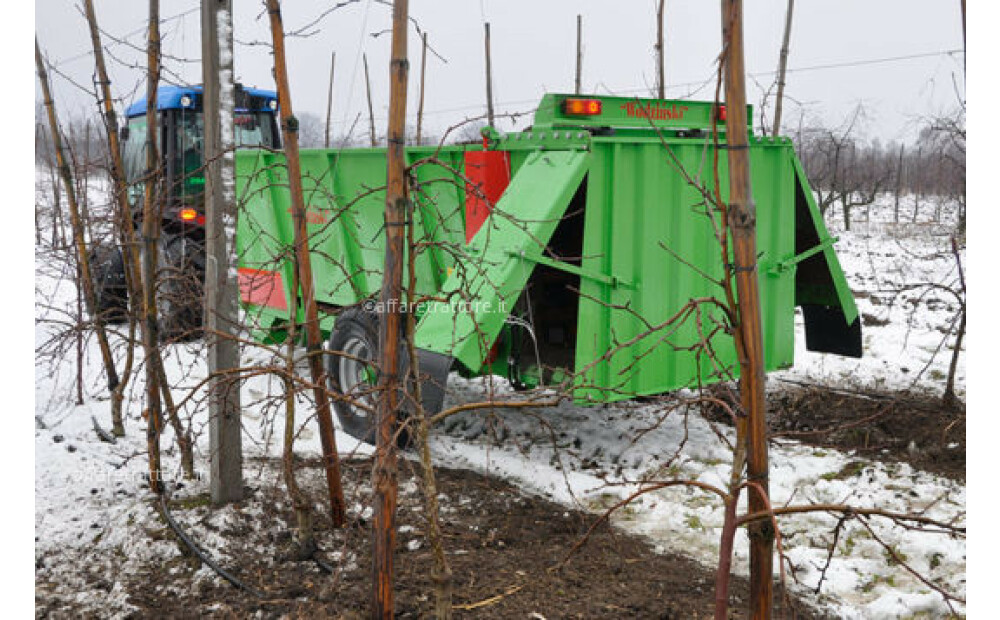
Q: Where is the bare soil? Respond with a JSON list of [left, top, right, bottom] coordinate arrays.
[[37, 457, 829, 619], [767, 383, 966, 482]]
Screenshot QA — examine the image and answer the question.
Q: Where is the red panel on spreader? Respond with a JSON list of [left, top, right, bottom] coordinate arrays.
[[237, 268, 288, 311], [463, 150, 511, 244]]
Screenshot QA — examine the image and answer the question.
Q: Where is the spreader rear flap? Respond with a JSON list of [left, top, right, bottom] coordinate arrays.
[[790, 155, 862, 358], [414, 149, 589, 371]]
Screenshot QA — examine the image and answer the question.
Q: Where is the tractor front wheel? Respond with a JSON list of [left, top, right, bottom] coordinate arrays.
[[144, 233, 204, 341]]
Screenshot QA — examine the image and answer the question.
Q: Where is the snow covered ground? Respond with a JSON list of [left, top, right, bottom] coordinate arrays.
[[34, 191, 965, 617]]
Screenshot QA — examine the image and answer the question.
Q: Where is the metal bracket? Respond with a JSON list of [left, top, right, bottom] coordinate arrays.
[[507, 249, 631, 289], [767, 236, 838, 276]]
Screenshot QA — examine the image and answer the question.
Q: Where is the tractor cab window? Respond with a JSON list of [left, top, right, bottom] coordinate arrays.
[[176, 111, 206, 199], [122, 116, 149, 206], [235, 112, 278, 147], [121, 107, 279, 205]]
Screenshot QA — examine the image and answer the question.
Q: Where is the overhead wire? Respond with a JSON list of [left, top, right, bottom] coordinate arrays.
[[338, 0, 375, 146], [51, 5, 200, 69], [400, 48, 964, 130]]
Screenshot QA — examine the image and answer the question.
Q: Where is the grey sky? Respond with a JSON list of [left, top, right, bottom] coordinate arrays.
[[34, 0, 964, 144]]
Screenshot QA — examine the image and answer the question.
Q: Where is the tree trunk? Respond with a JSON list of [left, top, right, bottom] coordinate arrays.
[[266, 0, 347, 527], [282, 266, 315, 556], [141, 0, 164, 492], [35, 38, 123, 440], [912, 146, 922, 223], [373, 0, 410, 615], [721, 1, 773, 616], [84, 0, 140, 437], [894, 144, 904, 223], [944, 237, 965, 408], [405, 193, 452, 618]]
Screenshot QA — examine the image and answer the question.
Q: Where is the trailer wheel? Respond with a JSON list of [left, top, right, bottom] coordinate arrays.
[[326, 307, 412, 448], [88, 244, 129, 324]]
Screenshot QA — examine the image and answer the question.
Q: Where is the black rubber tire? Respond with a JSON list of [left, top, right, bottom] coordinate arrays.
[[89, 244, 129, 324], [326, 306, 412, 447], [156, 234, 205, 341]]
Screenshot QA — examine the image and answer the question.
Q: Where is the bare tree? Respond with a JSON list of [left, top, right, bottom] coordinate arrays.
[[266, 0, 348, 526], [296, 111, 326, 148], [140, 0, 164, 491], [35, 38, 124, 439], [797, 106, 889, 230]]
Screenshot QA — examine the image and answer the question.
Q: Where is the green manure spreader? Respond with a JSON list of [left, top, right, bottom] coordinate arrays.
[[234, 93, 862, 444]]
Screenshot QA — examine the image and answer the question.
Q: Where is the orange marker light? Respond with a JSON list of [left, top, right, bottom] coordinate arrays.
[[179, 208, 198, 222], [562, 98, 603, 116]]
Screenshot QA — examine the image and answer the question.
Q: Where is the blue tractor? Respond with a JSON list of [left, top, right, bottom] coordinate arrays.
[[94, 84, 280, 336]]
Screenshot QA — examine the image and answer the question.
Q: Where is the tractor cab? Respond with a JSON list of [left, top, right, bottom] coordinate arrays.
[[94, 84, 281, 337], [121, 84, 280, 232]]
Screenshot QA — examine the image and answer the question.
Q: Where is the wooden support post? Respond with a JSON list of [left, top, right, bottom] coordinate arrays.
[[575, 14, 582, 95], [656, 0, 665, 99], [484, 22, 495, 127], [960, 0, 966, 74], [325, 51, 335, 148], [416, 32, 427, 145], [373, 0, 409, 615], [721, 1, 772, 617], [772, 0, 794, 137], [364, 53, 377, 147], [202, 0, 244, 505]]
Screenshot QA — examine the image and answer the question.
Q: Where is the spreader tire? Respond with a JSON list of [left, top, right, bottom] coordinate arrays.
[[326, 306, 412, 448]]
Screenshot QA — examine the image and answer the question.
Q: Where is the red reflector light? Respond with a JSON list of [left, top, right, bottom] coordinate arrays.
[[179, 208, 198, 222], [715, 104, 727, 122], [562, 98, 602, 116]]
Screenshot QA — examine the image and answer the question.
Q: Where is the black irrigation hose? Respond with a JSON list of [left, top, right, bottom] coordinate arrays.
[[158, 493, 265, 598], [312, 551, 335, 574]]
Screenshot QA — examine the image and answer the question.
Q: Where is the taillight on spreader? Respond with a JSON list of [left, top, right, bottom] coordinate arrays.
[[562, 98, 603, 116]]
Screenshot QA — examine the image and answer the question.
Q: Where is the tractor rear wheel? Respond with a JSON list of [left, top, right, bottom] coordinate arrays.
[[139, 233, 205, 342], [88, 244, 129, 325], [147, 233, 204, 341]]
